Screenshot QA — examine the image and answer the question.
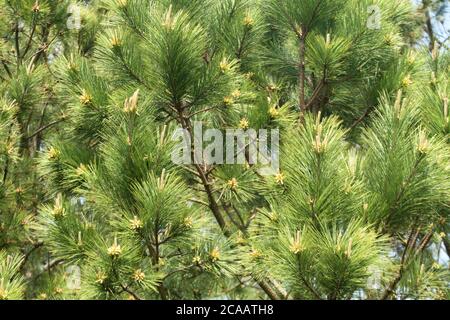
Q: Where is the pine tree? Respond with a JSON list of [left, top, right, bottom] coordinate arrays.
[[0, 0, 449, 300], [0, 0, 102, 299]]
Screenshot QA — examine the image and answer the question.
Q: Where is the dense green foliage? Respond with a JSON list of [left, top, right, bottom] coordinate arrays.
[[0, 0, 449, 300]]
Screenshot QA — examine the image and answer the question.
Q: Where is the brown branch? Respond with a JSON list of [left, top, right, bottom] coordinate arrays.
[[163, 267, 191, 280], [257, 279, 279, 300], [299, 274, 322, 300], [297, 0, 323, 118], [14, 22, 21, 65], [349, 106, 372, 131], [304, 79, 324, 111], [21, 16, 37, 59], [2, 124, 14, 184], [178, 114, 229, 235], [1, 60, 12, 78], [236, 26, 250, 59], [298, 31, 307, 119], [381, 224, 433, 300], [154, 210, 168, 300], [120, 284, 142, 300], [26, 117, 65, 140], [189, 198, 209, 207], [221, 200, 245, 232], [28, 29, 57, 67], [231, 205, 246, 229], [19, 241, 44, 272], [416, 227, 435, 253], [188, 106, 218, 118], [32, 259, 64, 282], [423, 2, 436, 52], [177, 114, 282, 299], [442, 236, 450, 258]]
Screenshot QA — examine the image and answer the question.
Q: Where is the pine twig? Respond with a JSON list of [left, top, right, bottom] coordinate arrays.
[[349, 106, 372, 131], [298, 32, 307, 119], [19, 242, 44, 272], [21, 16, 37, 59], [120, 284, 142, 300], [1, 60, 12, 78], [26, 117, 66, 140]]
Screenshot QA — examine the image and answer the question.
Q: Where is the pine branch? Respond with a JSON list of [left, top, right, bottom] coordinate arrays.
[[381, 228, 415, 300], [298, 31, 307, 119], [349, 106, 372, 131], [32, 259, 64, 282], [188, 106, 218, 117], [153, 211, 169, 300], [221, 200, 245, 232], [189, 198, 209, 207], [304, 79, 324, 111], [1, 60, 12, 78], [177, 109, 284, 299], [236, 26, 250, 60], [15, 22, 21, 66], [442, 236, 450, 258], [178, 113, 229, 234], [381, 224, 435, 300], [19, 242, 44, 272], [21, 16, 37, 59], [120, 284, 142, 300], [1, 124, 14, 184], [422, 1, 436, 52], [256, 279, 280, 300], [26, 117, 66, 140]]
